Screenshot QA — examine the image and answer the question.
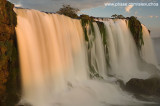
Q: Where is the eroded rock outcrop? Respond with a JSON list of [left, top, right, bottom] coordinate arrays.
[[126, 78, 160, 97], [0, 0, 20, 105], [128, 16, 144, 50]]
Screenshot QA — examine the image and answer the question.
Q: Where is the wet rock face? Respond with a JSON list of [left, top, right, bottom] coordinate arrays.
[[0, 0, 20, 105], [128, 16, 143, 50], [126, 78, 160, 97]]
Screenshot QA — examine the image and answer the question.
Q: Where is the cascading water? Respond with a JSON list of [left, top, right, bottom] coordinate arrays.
[[15, 8, 88, 105], [141, 24, 158, 66], [103, 19, 157, 82], [15, 8, 159, 106], [86, 23, 107, 78]]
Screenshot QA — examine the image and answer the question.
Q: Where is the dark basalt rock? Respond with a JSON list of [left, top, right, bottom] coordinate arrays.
[[128, 16, 144, 50], [0, 0, 20, 105], [126, 78, 160, 97]]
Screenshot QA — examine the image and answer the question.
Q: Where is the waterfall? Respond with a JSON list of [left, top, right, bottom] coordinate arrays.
[[15, 8, 159, 106], [15, 8, 88, 105], [87, 23, 107, 78], [141, 24, 158, 66], [103, 19, 156, 82]]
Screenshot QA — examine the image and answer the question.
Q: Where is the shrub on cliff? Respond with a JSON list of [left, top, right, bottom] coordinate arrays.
[[56, 5, 79, 18], [80, 14, 95, 21], [111, 14, 125, 19]]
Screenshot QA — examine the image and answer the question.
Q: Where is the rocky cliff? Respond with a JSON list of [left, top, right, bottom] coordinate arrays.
[[0, 0, 20, 105]]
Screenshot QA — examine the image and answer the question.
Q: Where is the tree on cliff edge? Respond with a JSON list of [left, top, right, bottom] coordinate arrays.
[[56, 5, 79, 18], [111, 14, 125, 19]]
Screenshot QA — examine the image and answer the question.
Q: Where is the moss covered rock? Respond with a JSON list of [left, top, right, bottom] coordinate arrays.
[[80, 14, 95, 21], [80, 14, 95, 41], [96, 21, 110, 68], [0, 0, 20, 105], [128, 16, 144, 50]]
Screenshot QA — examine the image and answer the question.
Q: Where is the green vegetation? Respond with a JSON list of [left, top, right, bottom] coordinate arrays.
[[80, 15, 95, 42], [80, 14, 110, 78], [56, 5, 79, 18], [111, 15, 144, 50], [80, 15, 105, 78], [96, 22, 110, 68], [128, 16, 144, 50], [96, 22, 107, 45], [111, 14, 125, 19], [111, 14, 118, 18]]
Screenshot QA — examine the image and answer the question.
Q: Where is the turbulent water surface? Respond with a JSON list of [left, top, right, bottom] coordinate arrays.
[[15, 8, 159, 106]]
